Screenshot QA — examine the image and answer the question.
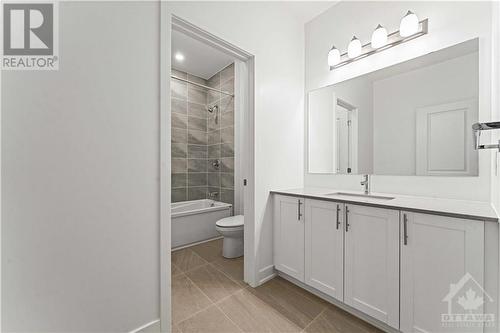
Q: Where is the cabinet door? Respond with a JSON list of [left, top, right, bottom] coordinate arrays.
[[305, 199, 344, 301], [273, 195, 305, 281], [344, 204, 399, 329], [400, 212, 484, 333]]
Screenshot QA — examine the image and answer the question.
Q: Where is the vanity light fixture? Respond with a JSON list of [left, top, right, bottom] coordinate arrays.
[[328, 11, 428, 70], [347, 36, 362, 58], [400, 10, 420, 37], [328, 45, 341, 67], [371, 24, 388, 49]]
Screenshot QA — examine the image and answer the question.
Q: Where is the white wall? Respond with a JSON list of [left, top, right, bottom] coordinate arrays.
[[305, 1, 494, 201], [166, 2, 305, 283], [373, 52, 478, 175], [2, 2, 160, 332]]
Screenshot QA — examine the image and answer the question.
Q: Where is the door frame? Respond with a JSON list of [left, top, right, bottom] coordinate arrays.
[[160, 8, 256, 332], [336, 98, 358, 174]]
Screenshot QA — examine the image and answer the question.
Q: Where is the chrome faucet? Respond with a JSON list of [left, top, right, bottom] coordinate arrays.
[[207, 191, 219, 200], [360, 174, 370, 194]]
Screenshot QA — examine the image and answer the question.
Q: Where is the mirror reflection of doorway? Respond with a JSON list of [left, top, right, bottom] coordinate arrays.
[[335, 98, 357, 174]]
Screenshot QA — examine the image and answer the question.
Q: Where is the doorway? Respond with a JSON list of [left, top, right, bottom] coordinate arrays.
[[335, 98, 358, 174], [161, 13, 255, 332]]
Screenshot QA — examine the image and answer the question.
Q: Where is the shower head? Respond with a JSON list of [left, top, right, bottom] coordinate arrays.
[[208, 105, 218, 113]]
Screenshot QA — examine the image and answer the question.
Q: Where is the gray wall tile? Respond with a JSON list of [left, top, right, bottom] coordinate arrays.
[[172, 188, 187, 203], [188, 116, 207, 132], [221, 173, 234, 188], [172, 143, 187, 158], [172, 173, 187, 188], [172, 113, 187, 129], [221, 158, 234, 172], [188, 159, 207, 172], [188, 129, 207, 145], [208, 130, 221, 145], [171, 80, 187, 100], [188, 173, 207, 186], [172, 158, 187, 173], [172, 98, 187, 114], [188, 187, 207, 200], [221, 143, 234, 158], [208, 144, 221, 159], [207, 73, 220, 89], [221, 78, 234, 94], [221, 127, 234, 143], [188, 102, 206, 118], [208, 173, 220, 187], [220, 189, 234, 205], [188, 85, 207, 104], [188, 145, 207, 159], [220, 96, 234, 113], [207, 90, 220, 104], [221, 112, 234, 128], [172, 128, 187, 143], [171, 67, 233, 203]]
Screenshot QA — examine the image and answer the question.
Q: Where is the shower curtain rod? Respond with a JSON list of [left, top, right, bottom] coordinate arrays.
[[170, 75, 234, 97]]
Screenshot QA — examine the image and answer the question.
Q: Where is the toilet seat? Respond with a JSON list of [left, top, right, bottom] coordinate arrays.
[[216, 215, 244, 228]]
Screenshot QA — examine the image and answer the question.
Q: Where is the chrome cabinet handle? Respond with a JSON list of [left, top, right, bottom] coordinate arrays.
[[403, 213, 408, 245], [345, 205, 350, 232], [336, 204, 341, 230], [297, 199, 303, 221]]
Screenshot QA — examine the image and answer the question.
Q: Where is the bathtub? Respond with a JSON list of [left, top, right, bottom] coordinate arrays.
[[171, 199, 232, 249]]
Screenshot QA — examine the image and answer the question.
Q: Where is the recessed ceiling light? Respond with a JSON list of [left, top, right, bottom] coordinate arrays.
[[175, 52, 185, 62]]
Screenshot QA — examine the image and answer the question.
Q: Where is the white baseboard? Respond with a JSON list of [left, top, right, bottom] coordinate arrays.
[[171, 236, 223, 252], [129, 319, 161, 333], [257, 264, 276, 286]]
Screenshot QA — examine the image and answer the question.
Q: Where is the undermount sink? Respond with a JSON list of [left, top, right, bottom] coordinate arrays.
[[326, 192, 395, 200]]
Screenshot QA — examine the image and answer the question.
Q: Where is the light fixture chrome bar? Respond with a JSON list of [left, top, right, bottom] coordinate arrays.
[[330, 19, 428, 70], [170, 75, 234, 97]]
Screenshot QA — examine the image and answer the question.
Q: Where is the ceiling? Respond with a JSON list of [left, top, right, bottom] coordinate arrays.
[[171, 2, 338, 80], [171, 29, 235, 80], [282, 1, 338, 23]]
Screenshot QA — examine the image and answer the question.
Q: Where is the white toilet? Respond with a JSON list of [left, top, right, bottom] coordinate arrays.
[[215, 215, 244, 258]]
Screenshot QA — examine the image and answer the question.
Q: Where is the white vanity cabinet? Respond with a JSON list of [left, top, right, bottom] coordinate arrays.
[[400, 212, 485, 333], [304, 199, 344, 301], [273, 195, 305, 281], [344, 204, 400, 329], [272, 193, 493, 332]]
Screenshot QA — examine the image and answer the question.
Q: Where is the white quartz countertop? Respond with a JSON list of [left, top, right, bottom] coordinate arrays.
[[270, 187, 499, 222]]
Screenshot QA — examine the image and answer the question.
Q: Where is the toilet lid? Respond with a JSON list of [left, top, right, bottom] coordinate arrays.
[[216, 215, 244, 228]]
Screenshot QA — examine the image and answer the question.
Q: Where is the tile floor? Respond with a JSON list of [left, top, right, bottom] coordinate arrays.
[[171, 239, 382, 333]]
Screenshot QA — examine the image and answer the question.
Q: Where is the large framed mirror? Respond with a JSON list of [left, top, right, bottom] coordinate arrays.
[[308, 38, 479, 176]]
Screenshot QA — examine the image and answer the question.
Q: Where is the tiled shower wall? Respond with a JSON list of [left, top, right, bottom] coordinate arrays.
[[171, 64, 234, 204], [207, 64, 235, 205]]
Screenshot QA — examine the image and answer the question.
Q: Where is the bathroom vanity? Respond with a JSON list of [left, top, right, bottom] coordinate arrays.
[[271, 188, 498, 333]]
